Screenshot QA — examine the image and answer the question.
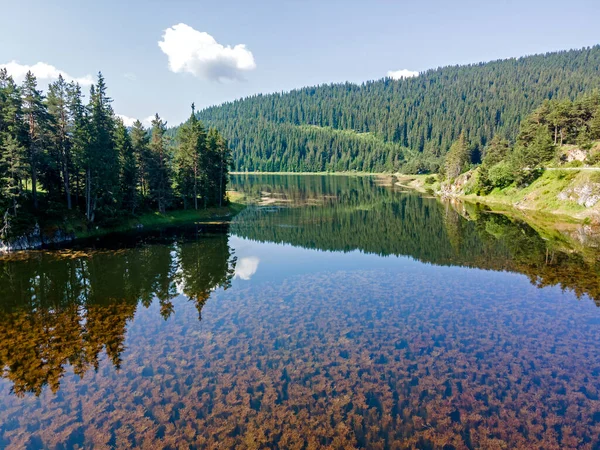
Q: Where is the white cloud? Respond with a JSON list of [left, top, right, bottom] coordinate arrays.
[[158, 23, 256, 82], [234, 257, 260, 281], [124, 72, 137, 81], [115, 114, 155, 127], [0, 60, 94, 86], [387, 69, 419, 80], [116, 114, 137, 127]]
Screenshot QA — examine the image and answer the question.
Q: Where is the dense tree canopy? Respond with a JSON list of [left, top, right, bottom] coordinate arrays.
[[193, 46, 600, 173], [471, 92, 600, 193], [0, 70, 231, 238]]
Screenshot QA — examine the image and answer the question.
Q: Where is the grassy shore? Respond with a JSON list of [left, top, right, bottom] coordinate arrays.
[[393, 171, 600, 223], [73, 200, 245, 240], [460, 170, 600, 223]]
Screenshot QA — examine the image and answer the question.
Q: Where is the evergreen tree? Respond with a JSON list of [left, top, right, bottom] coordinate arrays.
[[46, 75, 72, 209], [0, 69, 247, 237], [21, 71, 49, 209], [215, 130, 231, 207], [185, 45, 600, 173], [205, 128, 230, 207], [66, 82, 89, 209], [0, 70, 27, 213], [175, 104, 205, 210], [130, 120, 150, 203], [115, 119, 138, 214], [0, 135, 27, 218], [443, 133, 471, 180], [148, 114, 172, 213], [86, 72, 118, 222], [513, 127, 555, 170], [481, 135, 511, 167], [590, 106, 600, 140]]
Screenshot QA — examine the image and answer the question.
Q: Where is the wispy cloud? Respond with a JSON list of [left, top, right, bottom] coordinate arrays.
[[158, 23, 256, 82], [387, 69, 419, 80], [0, 61, 94, 86], [124, 72, 137, 81]]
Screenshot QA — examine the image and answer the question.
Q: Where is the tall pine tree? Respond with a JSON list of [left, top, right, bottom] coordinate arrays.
[[148, 114, 172, 214]]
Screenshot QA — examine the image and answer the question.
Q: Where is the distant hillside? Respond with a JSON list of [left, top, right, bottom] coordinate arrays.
[[194, 45, 600, 173]]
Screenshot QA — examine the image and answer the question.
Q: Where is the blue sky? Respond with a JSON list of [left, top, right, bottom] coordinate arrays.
[[1, 0, 599, 126]]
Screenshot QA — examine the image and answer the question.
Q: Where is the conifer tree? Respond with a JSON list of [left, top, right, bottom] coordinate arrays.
[[0, 70, 232, 236], [214, 129, 230, 207], [86, 72, 118, 222], [148, 114, 172, 213], [590, 107, 600, 140], [175, 104, 205, 210], [115, 119, 138, 214], [21, 71, 49, 209], [443, 133, 471, 180], [0, 134, 27, 217], [67, 81, 89, 208], [47, 75, 72, 209], [0, 72, 27, 236], [130, 120, 150, 203]]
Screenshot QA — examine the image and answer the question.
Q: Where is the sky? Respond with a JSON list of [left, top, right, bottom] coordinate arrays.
[[1, 0, 599, 126]]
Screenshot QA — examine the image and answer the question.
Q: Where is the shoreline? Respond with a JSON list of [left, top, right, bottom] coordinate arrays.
[[393, 174, 596, 224], [234, 171, 596, 223], [231, 171, 394, 176], [0, 202, 246, 253]]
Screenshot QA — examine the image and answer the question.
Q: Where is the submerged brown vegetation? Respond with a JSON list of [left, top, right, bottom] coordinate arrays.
[[2, 268, 599, 449], [1, 175, 600, 449]]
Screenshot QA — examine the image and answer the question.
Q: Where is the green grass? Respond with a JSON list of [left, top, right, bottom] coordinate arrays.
[[74, 202, 245, 239], [463, 169, 599, 221]]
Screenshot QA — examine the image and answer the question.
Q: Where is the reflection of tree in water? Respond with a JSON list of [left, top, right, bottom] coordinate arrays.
[[177, 237, 237, 321], [0, 232, 236, 396], [232, 175, 600, 303]]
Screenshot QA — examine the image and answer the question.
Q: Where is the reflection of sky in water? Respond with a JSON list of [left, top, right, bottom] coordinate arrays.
[[233, 256, 260, 280]]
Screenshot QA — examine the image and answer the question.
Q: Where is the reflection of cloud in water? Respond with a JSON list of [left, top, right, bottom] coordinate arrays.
[[234, 257, 260, 280]]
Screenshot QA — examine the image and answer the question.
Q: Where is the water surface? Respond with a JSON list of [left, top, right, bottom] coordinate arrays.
[[1, 175, 600, 449]]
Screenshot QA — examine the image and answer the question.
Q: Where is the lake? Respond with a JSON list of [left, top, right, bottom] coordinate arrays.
[[1, 174, 600, 449]]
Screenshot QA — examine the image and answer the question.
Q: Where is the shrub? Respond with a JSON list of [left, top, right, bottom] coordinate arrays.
[[487, 161, 515, 189]]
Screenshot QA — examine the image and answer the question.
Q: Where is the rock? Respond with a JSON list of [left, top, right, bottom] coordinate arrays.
[[564, 147, 588, 163], [558, 183, 600, 208], [439, 170, 474, 198], [0, 225, 75, 253]]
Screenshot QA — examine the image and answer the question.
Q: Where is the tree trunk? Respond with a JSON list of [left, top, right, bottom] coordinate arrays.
[[560, 129, 564, 145]]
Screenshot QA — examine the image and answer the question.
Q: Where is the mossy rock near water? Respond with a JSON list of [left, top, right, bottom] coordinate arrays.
[[0, 225, 75, 252]]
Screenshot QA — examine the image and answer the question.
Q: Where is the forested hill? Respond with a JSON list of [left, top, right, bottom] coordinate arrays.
[[195, 46, 600, 173]]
